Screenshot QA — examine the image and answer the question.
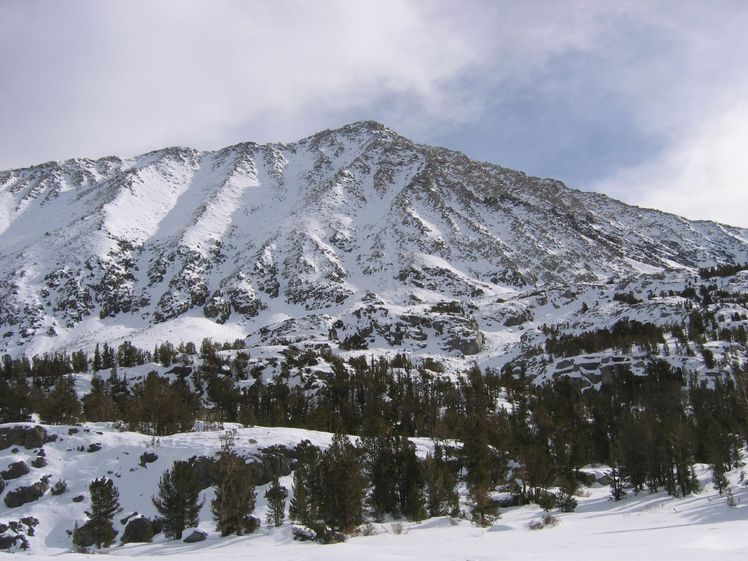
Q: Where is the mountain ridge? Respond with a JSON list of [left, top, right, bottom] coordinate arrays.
[[1, 121, 747, 372]]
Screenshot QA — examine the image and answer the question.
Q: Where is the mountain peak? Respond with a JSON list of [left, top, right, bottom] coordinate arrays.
[[0, 124, 747, 359]]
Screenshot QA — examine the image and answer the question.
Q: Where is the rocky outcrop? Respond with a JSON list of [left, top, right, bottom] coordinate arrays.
[[121, 517, 156, 543], [4, 480, 49, 508], [0, 426, 50, 450], [1, 461, 30, 480], [3, 122, 747, 360]]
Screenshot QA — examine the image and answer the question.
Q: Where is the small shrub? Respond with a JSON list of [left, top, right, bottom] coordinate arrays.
[[529, 514, 559, 530], [542, 514, 559, 527], [555, 490, 578, 513], [535, 490, 556, 511], [51, 479, 68, 496], [390, 521, 406, 535], [725, 488, 738, 508], [528, 519, 544, 530]]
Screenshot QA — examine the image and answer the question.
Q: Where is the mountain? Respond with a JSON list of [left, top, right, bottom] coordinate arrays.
[[1, 121, 747, 379]]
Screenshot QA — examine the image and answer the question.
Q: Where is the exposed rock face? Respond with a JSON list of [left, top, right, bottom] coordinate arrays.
[[246, 445, 294, 486], [1, 121, 746, 360], [185, 446, 294, 489]]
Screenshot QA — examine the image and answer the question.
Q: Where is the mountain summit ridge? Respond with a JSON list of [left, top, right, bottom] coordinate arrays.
[[1, 122, 747, 360]]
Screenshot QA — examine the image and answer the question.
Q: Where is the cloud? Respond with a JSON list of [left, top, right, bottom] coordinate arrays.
[[0, 0, 486, 167], [1, 1, 747, 227], [593, 99, 748, 228]]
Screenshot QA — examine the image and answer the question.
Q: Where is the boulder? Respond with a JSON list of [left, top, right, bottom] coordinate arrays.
[[182, 530, 207, 543], [4, 480, 49, 508], [1, 461, 30, 480], [139, 452, 158, 466], [121, 517, 154, 544], [31, 457, 47, 469], [72, 522, 95, 547], [73, 521, 117, 547]]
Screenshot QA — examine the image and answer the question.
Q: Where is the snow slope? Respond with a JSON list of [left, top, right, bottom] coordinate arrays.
[[1, 421, 746, 560]]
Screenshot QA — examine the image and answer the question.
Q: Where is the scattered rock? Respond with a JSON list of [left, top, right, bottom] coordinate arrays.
[[182, 530, 207, 543], [87, 443, 102, 453], [139, 452, 158, 466], [1, 461, 30, 480]]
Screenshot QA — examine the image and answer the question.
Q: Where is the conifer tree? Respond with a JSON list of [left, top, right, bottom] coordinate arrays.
[[711, 462, 729, 495], [153, 460, 204, 539], [360, 436, 398, 520], [264, 477, 288, 527], [39, 375, 81, 424], [289, 465, 313, 524], [93, 344, 103, 372], [394, 437, 425, 521], [82, 374, 117, 421], [424, 445, 458, 517], [81, 477, 120, 548], [319, 433, 365, 532], [211, 435, 257, 536]]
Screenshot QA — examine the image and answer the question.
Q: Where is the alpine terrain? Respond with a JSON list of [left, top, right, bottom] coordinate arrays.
[[1, 122, 748, 560], [1, 121, 747, 381]]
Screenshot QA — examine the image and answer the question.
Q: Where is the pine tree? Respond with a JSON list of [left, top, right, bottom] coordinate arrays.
[[711, 462, 729, 495], [152, 461, 204, 539], [394, 437, 425, 521], [82, 374, 117, 421], [39, 375, 81, 424], [82, 477, 120, 548], [264, 477, 288, 527], [211, 437, 257, 536], [289, 466, 312, 524], [424, 445, 458, 517], [93, 344, 103, 372], [360, 436, 398, 520], [319, 433, 365, 532], [609, 465, 626, 501]]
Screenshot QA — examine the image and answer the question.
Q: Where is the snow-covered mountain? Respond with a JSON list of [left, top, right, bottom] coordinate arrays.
[[1, 121, 747, 370]]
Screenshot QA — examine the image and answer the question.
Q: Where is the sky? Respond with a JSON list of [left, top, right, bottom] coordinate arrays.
[[1, 0, 747, 227]]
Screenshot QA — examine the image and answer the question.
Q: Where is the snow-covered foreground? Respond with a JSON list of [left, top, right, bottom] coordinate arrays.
[[2, 422, 747, 560]]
